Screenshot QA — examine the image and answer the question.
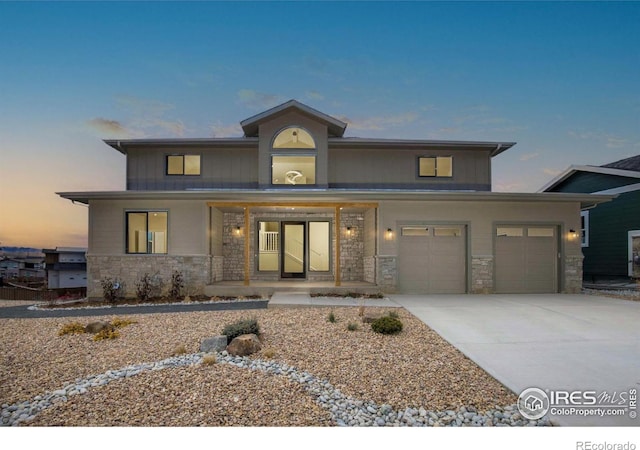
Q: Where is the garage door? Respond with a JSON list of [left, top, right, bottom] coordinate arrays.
[[398, 225, 467, 294], [495, 226, 558, 293]]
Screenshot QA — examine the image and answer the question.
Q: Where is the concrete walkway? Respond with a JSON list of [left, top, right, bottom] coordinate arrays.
[[390, 294, 640, 426]]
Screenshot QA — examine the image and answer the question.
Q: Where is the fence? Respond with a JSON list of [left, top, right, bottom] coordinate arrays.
[[0, 287, 86, 301]]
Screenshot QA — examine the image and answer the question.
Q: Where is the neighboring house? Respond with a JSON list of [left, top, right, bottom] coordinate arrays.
[[0, 257, 45, 279], [43, 247, 88, 289], [540, 155, 640, 282], [58, 100, 611, 298], [0, 258, 21, 279]]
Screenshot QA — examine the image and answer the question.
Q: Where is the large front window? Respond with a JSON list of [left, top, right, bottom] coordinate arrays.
[[126, 211, 168, 254], [271, 156, 316, 185]]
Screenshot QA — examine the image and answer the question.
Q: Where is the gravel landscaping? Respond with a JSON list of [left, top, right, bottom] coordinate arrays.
[[0, 306, 528, 426]]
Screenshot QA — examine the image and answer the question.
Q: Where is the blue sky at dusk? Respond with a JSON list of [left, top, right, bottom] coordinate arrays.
[[1, 1, 639, 248]]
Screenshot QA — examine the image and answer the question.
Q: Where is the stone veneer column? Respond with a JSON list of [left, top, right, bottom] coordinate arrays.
[[375, 256, 397, 293], [563, 254, 584, 293], [471, 256, 494, 294], [363, 256, 376, 283], [340, 213, 364, 281], [222, 213, 245, 281]]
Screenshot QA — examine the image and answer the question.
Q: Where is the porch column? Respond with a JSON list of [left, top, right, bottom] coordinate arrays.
[[335, 206, 341, 286], [244, 207, 250, 286]]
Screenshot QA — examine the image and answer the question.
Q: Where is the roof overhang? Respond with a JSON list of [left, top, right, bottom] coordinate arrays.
[[104, 138, 259, 155], [58, 189, 614, 210], [539, 165, 640, 192], [328, 138, 515, 156], [240, 100, 347, 138]]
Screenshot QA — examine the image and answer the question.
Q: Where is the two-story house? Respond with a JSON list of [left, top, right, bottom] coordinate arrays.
[[59, 100, 611, 298], [43, 247, 88, 289]]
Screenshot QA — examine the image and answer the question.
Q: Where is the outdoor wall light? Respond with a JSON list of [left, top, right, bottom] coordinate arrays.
[[385, 228, 394, 240], [569, 229, 578, 240], [346, 226, 352, 236], [235, 226, 242, 236]]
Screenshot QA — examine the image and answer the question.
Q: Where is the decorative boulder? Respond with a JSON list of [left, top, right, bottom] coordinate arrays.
[[200, 335, 228, 353], [85, 321, 112, 334], [226, 333, 262, 356]]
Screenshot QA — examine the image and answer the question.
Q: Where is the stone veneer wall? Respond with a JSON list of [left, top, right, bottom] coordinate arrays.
[[363, 256, 376, 283], [375, 256, 397, 292], [471, 256, 494, 294], [564, 254, 583, 293], [86, 255, 211, 299], [223, 213, 245, 281], [212, 256, 224, 283], [340, 213, 364, 281]]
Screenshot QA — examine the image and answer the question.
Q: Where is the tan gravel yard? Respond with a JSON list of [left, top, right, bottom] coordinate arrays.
[[0, 306, 517, 426]]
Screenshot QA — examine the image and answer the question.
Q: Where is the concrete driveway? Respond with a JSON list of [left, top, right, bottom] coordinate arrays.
[[390, 294, 640, 426]]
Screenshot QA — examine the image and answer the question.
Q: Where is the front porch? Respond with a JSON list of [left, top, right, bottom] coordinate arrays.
[[204, 280, 381, 298], [209, 201, 378, 288]]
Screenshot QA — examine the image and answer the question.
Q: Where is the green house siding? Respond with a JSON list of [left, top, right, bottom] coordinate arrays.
[[583, 190, 640, 279], [552, 172, 639, 194]]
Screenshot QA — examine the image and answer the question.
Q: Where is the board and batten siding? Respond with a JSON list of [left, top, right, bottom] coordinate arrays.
[[126, 146, 259, 190], [327, 148, 491, 190], [88, 199, 209, 256]]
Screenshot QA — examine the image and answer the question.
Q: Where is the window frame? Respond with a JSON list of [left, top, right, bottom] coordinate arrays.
[[580, 210, 589, 247], [270, 154, 317, 186], [418, 156, 453, 178], [166, 154, 201, 176], [125, 210, 168, 255]]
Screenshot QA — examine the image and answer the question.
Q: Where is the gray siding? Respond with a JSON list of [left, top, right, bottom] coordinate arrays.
[[328, 147, 491, 190], [126, 146, 259, 190]]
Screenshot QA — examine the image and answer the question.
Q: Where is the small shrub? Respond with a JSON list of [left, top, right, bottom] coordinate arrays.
[[58, 322, 86, 336], [93, 328, 120, 341], [111, 317, 138, 329], [387, 310, 400, 319], [202, 353, 217, 365], [221, 318, 260, 344], [169, 270, 184, 300], [327, 310, 337, 323], [101, 277, 124, 303], [263, 348, 276, 359], [172, 344, 187, 355], [371, 316, 403, 335], [135, 273, 155, 301], [347, 322, 359, 331]]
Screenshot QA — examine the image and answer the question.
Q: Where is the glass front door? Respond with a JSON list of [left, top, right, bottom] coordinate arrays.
[[282, 222, 306, 278]]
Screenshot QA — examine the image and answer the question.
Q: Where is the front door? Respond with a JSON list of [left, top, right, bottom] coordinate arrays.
[[282, 222, 306, 279], [629, 230, 640, 278]]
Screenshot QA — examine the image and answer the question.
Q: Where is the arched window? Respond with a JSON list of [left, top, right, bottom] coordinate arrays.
[[273, 127, 316, 149], [271, 127, 316, 185]]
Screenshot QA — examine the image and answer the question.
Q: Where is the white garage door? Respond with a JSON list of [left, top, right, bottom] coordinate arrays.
[[495, 226, 558, 293], [398, 225, 467, 294]]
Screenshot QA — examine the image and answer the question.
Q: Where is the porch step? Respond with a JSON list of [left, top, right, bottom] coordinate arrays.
[[204, 281, 381, 298]]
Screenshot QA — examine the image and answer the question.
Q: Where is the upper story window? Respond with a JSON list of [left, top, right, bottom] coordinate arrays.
[[167, 154, 201, 175], [273, 127, 316, 149], [271, 126, 316, 185], [419, 156, 453, 177]]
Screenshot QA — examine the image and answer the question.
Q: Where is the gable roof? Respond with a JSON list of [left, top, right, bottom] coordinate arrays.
[[601, 154, 640, 172], [240, 99, 347, 138], [539, 162, 640, 193]]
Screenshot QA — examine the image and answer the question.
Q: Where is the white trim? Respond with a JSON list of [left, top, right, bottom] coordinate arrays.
[[539, 165, 640, 193], [629, 230, 640, 277], [580, 210, 590, 248], [592, 182, 640, 195]]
